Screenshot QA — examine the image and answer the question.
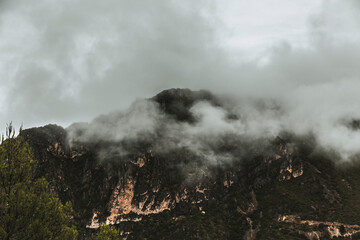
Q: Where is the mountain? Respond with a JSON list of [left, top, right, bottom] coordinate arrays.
[[20, 89, 360, 240]]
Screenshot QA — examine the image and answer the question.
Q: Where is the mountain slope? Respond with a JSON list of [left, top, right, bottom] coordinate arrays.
[[20, 89, 360, 240]]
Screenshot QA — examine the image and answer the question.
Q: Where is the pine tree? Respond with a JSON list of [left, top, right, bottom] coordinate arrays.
[[0, 124, 78, 240], [90, 224, 121, 240]]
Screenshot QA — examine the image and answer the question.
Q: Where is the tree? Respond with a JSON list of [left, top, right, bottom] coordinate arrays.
[[90, 224, 121, 240], [0, 124, 78, 240]]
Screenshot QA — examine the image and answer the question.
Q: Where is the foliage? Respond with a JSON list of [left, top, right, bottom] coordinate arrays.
[[0, 124, 78, 240], [90, 224, 121, 240]]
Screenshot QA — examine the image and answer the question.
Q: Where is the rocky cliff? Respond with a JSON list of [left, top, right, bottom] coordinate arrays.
[[20, 89, 360, 240]]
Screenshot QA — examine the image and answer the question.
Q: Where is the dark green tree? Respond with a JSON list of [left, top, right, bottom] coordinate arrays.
[[90, 224, 121, 240], [0, 124, 78, 240]]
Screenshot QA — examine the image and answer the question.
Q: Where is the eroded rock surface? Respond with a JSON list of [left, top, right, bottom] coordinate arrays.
[[19, 90, 360, 239]]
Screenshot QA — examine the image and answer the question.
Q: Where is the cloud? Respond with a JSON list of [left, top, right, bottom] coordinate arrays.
[[67, 94, 274, 168], [67, 99, 163, 143], [0, 0, 222, 128], [1, 0, 360, 159]]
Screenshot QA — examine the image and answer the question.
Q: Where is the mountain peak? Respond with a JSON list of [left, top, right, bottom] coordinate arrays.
[[152, 88, 220, 122]]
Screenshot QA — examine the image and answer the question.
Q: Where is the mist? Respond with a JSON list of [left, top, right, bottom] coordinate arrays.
[[1, 0, 360, 159]]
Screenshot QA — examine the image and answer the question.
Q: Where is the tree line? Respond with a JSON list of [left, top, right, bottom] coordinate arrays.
[[0, 124, 120, 240]]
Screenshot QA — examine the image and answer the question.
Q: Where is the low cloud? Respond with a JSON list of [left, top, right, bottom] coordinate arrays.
[[67, 93, 284, 169], [1, 1, 360, 160]]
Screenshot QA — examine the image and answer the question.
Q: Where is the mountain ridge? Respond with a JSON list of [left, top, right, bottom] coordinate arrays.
[[19, 89, 360, 239]]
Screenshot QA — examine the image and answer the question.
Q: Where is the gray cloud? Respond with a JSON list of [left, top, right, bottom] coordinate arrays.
[[1, 0, 360, 158], [67, 96, 264, 169], [0, 0, 222, 127]]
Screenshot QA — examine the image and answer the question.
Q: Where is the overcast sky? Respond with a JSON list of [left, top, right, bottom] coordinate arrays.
[[0, 0, 359, 136]]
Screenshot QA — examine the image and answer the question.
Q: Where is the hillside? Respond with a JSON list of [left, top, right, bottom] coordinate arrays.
[[20, 89, 360, 240]]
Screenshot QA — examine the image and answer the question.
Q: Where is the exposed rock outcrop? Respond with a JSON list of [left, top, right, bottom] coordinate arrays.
[[19, 89, 360, 239]]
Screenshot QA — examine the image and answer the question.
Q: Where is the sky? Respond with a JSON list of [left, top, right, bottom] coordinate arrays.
[[1, 0, 360, 158], [0, 0, 321, 128]]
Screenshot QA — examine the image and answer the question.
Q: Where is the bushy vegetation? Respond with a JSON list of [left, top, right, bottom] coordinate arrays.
[[0, 124, 78, 239], [90, 224, 121, 240]]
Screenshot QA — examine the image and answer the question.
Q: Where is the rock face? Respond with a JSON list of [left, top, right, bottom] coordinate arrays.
[[20, 89, 360, 239]]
